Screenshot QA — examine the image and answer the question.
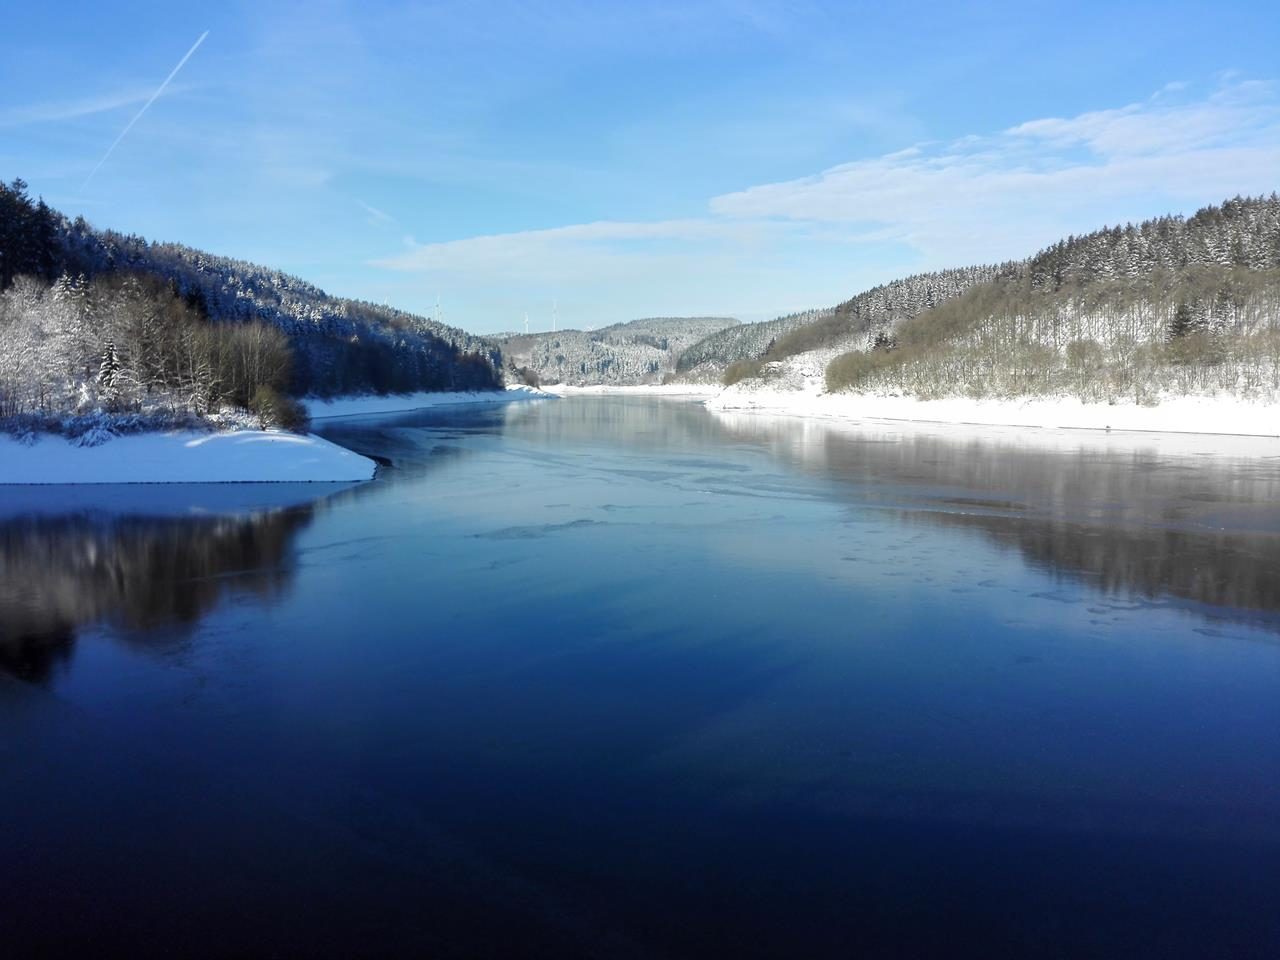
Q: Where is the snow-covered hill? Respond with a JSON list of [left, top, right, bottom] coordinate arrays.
[[702, 194, 1280, 411], [679, 195, 1280, 397], [495, 316, 739, 385]]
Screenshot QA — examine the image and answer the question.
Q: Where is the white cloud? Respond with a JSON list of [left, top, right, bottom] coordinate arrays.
[[374, 80, 1280, 328], [373, 218, 827, 327], [1006, 81, 1277, 156], [709, 80, 1280, 262], [375, 219, 766, 280], [0, 89, 158, 128]]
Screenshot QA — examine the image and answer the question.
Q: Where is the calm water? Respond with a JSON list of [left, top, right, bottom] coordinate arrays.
[[2, 397, 1279, 958]]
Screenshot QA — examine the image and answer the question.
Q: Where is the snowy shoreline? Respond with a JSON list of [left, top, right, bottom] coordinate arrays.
[[705, 388, 1280, 441], [0, 430, 377, 485], [6, 383, 1273, 487], [541, 381, 1280, 441], [305, 384, 551, 420], [0, 387, 551, 486]]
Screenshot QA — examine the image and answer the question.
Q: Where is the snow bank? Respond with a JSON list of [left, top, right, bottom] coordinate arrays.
[[305, 385, 551, 420], [0, 430, 377, 484], [706, 387, 1280, 439], [542, 383, 722, 398]]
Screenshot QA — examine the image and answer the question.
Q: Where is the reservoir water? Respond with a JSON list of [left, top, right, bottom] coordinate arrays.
[[2, 397, 1279, 958]]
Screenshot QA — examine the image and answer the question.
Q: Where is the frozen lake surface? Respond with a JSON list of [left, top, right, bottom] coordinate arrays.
[[2, 397, 1278, 957]]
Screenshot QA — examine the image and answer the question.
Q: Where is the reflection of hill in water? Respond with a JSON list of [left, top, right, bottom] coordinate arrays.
[[498, 395, 725, 452], [708, 410, 1280, 626], [310, 399, 1280, 632], [0, 507, 315, 683], [925, 511, 1280, 623], [320, 396, 726, 460], [343, 399, 1280, 625]]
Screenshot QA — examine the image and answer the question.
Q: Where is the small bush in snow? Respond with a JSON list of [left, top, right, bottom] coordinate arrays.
[[72, 424, 116, 447]]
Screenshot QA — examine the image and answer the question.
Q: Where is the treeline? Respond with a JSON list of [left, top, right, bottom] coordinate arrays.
[[0, 271, 306, 429], [826, 196, 1280, 403], [1027, 195, 1280, 288], [0, 178, 503, 424], [132, 240, 502, 397], [0, 178, 60, 288], [826, 265, 1280, 401], [763, 265, 1013, 363]]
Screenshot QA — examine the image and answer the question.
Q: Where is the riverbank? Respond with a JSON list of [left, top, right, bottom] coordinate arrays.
[[305, 384, 551, 420], [705, 387, 1280, 439], [0, 387, 554, 485], [0, 430, 377, 484]]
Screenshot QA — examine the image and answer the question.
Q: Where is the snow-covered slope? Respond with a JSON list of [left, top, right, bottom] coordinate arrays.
[[495, 316, 738, 385], [0, 430, 377, 484], [673, 309, 834, 381]]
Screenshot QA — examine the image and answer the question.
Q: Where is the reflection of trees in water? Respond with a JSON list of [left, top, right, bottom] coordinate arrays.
[[0, 507, 315, 683], [497, 396, 726, 453], [710, 410, 1280, 625], [333, 399, 1280, 627], [316, 397, 729, 481], [923, 512, 1280, 624]]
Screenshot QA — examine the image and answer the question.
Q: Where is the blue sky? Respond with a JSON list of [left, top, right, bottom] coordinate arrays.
[[3, 1, 1279, 333]]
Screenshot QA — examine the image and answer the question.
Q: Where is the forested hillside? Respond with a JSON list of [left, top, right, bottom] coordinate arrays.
[[674, 308, 834, 382], [496, 316, 738, 385], [676, 267, 1011, 386], [824, 195, 1280, 402], [686, 196, 1280, 403], [0, 178, 502, 436]]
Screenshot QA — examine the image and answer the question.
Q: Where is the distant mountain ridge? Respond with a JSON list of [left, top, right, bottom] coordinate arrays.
[[495, 316, 739, 385]]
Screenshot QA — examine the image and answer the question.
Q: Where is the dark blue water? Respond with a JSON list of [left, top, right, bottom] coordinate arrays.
[[3, 397, 1279, 958]]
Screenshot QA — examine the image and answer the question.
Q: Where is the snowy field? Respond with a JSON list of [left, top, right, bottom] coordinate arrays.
[[706, 386, 1280, 441], [305, 385, 551, 420], [0, 430, 377, 484]]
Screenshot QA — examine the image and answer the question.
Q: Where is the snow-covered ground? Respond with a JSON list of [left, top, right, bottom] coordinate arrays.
[[707, 385, 1280, 439], [0, 430, 377, 484], [305, 384, 551, 420], [542, 383, 722, 398]]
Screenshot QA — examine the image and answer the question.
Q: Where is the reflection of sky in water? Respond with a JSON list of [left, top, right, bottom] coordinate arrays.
[[2, 397, 1278, 958]]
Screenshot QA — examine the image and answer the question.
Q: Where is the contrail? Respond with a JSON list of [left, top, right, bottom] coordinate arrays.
[[82, 30, 209, 190]]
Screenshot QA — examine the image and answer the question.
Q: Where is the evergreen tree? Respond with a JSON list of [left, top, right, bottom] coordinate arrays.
[[1168, 301, 1196, 341], [97, 342, 121, 390]]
